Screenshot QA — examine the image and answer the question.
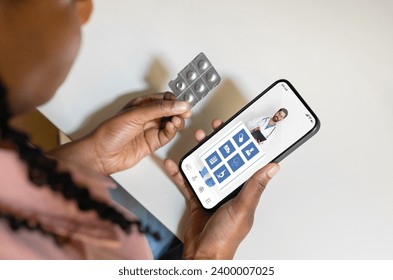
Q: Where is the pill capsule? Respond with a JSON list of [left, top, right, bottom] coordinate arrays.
[[176, 81, 186, 91], [168, 52, 221, 109], [186, 71, 197, 81], [206, 71, 217, 83], [184, 92, 195, 103], [198, 59, 209, 71], [194, 82, 206, 93]]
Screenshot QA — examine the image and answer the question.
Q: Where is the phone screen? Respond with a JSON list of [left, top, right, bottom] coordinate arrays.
[[180, 80, 319, 210]]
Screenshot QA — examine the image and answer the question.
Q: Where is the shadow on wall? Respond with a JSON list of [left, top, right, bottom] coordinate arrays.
[[69, 57, 170, 139], [68, 55, 247, 164]]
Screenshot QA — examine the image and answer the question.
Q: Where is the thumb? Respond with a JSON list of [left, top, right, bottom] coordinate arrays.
[[234, 163, 280, 211], [129, 100, 189, 124]]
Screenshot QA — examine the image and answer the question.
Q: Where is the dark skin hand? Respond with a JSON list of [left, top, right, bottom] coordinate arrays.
[[49, 92, 191, 175], [164, 119, 280, 259]]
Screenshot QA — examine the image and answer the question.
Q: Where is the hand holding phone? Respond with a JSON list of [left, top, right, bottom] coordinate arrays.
[[180, 80, 320, 211], [164, 79, 319, 258], [164, 120, 280, 259]]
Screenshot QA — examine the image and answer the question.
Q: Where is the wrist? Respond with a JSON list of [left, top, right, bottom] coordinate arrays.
[[186, 248, 235, 260], [47, 136, 105, 175]]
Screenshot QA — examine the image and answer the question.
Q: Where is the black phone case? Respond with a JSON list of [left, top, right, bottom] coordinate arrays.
[[179, 79, 321, 212]]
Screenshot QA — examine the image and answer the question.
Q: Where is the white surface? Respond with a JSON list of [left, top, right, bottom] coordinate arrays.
[[40, 0, 393, 259]]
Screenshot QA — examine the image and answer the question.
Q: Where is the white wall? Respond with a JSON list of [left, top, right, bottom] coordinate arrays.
[[40, 0, 393, 259]]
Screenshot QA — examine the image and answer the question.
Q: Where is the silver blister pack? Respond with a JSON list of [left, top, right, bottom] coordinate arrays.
[[169, 52, 221, 108]]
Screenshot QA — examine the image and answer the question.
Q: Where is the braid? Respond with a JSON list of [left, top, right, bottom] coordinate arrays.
[[0, 206, 71, 246], [0, 83, 11, 139], [0, 81, 160, 244]]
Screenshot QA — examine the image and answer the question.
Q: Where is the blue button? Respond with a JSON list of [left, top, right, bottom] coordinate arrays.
[[227, 153, 245, 172], [205, 151, 222, 170], [233, 129, 250, 147], [214, 165, 231, 183], [218, 140, 235, 159], [241, 142, 259, 161]]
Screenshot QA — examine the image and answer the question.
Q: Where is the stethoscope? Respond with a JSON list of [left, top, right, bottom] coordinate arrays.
[[259, 117, 276, 139]]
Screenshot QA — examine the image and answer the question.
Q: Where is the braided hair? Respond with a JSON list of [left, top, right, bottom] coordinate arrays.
[[0, 81, 160, 245]]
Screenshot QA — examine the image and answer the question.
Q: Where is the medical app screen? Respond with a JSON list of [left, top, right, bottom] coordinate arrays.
[[181, 81, 318, 209]]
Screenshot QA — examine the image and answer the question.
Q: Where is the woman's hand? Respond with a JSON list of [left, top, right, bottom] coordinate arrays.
[[49, 92, 191, 175], [164, 119, 280, 259]]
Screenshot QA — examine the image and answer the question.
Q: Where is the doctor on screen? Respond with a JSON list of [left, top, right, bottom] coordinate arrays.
[[246, 108, 288, 148]]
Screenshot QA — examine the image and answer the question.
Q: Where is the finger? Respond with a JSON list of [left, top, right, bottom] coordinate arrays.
[[163, 92, 177, 101], [163, 158, 193, 202], [194, 129, 206, 142], [234, 163, 280, 211], [212, 118, 224, 130], [123, 100, 189, 126], [122, 92, 176, 111], [147, 114, 185, 132], [170, 115, 185, 130], [164, 93, 192, 119], [180, 110, 192, 119], [156, 118, 178, 146], [145, 114, 184, 131], [153, 115, 185, 148], [163, 159, 201, 211]]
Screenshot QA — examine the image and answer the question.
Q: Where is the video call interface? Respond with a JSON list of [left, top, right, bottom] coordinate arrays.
[[181, 81, 317, 209]]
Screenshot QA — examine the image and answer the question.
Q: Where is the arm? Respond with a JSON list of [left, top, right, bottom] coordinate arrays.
[[48, 92, 191, 175], [47, 135, 102, 173]]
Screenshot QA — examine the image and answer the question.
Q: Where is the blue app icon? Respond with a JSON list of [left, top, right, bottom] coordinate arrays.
[[227, 153, 245, 172], [241, 142, 259, 161], [214, 165, 230, 183], [233, 129, 250, 147], [218, 140, 235, 159], [205, 151, 222, 170]]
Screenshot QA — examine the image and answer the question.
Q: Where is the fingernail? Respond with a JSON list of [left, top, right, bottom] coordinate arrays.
[[174, 101, 189, 112], [267, 164, 280, 178]]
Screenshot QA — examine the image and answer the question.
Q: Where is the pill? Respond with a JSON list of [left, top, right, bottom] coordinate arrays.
[[176, 81, 186, 91], [194, 82, 206, 93], [206, 71, 217, 83], [186, 71, 197, 81], [168, 52, 221, 109], [184, 92, 195, 103], [198, 59, 209, 70]]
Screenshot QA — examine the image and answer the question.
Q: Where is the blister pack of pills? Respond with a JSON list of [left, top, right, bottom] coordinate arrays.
[[169, 52, 221, 108]]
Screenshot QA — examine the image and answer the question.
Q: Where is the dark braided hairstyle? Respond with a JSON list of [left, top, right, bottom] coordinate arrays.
[[0, 81, 160, 245]]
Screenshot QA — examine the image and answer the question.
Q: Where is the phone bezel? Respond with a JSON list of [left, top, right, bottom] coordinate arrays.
[[179, 79, 321, 212]]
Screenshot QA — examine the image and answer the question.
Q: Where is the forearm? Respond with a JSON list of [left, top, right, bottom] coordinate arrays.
[[47, 136, 104, 175], [188, 250, 234, 260], [187, 243, 238, 260]]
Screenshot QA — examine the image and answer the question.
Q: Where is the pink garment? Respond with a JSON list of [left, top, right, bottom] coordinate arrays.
[[0, 148, 153, 259]]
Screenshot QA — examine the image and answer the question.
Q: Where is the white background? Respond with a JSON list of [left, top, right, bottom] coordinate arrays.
[[40, 0, 393, 259], [2, 261, 393, 280]]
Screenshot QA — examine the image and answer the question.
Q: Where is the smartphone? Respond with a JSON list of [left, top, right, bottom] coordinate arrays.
[[179, 79, 320, 211]]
